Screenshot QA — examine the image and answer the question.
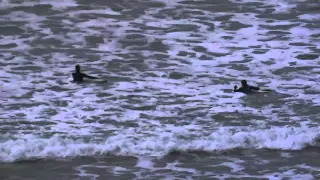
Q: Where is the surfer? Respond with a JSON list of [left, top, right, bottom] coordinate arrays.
[[233, 80, 260, 93], [72, 64, 100, 82]]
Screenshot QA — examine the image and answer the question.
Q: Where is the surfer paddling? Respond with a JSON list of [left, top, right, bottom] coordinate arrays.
[[234, 80, 261, 93], [72, 64, 100, 82]]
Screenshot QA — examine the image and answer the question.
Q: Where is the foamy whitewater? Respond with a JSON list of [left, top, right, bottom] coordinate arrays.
[[0, 0, 319, 179]]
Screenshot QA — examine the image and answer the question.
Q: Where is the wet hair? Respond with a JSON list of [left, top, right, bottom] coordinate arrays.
[[241, 80, 247, 86], [75, 64, 80, 72]]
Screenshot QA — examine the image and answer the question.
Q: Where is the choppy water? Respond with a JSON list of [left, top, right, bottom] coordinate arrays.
[[0, 0, 319, 179]]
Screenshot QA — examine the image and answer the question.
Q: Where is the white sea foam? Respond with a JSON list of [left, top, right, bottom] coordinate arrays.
[[136, 157, 155, 169], [299, 14, 320, 21], [0, 126, 318, 162], [0, 0, 78, 10]]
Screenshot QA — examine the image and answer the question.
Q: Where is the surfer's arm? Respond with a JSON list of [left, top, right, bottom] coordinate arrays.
[[250, 86, 260, 90], [233, 86, 242, 92], [82, 73, 99, 79]]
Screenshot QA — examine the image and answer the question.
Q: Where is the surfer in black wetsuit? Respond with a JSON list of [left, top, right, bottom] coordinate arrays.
[[72, 64, 99, 82], [234, 80, 260, 93]]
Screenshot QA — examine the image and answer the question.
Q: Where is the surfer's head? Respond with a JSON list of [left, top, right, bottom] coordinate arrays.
[[75, 64, 80, 72], [241, 80, 247, 86]]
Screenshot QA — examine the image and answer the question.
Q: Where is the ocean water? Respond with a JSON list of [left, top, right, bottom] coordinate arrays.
[[0, 0, 319, 179]]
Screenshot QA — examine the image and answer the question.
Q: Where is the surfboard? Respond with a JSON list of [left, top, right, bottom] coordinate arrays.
[[254, 89, 272, 93], [68, 80, 108, 84], [94, 79, 108, 83]]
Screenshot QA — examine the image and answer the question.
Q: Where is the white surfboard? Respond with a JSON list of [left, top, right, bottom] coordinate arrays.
[[254, 89, 272, 93]]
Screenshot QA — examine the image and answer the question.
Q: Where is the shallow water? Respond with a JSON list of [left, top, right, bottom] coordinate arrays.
[[0, 0, 319, 179]]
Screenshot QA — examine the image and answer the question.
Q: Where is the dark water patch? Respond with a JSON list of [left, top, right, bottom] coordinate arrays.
[[12, 113, 27, 118], [223, 21, 252, 31], [289, 42, 315, 46], [183, 110, 211, 121], [181, 39, 204, 44], [97, 155, 138, 169], [5, 101, 50, 110], [147, 1, 166, 8], [183, 9, 207, 16], [166, 24, 200, 32], [260, 23, 300, 30], [95, 119, 139, 128], [239, 3, 273, 14], [212, 113, 266, 126], [2, 120, 56, 127], [153, 8, 178, 19], [169, 71, 192, 80], [118, 94, 150, 102], [0, 158, 90, 179], [310, 33, 320, 38], [85, 35, 105, 46], [75, 12, 124, 21], [51, 100, 69, 107], [142, 24, 169, 31], [127, 61, 149, 72], [217, 63, 247, 70], [256, 12, 299, 20], [180, 0, 229, 5], [0, 26, 25, 35], [46, 85, 73, 92], [295, 1, 320, 11], [252, 49, 269, 54], [147, 53, 170, 62], [295, 54, 318, 60], [267, 30, 291, 35], [154, 61, 179, 69], [196, 21, 215, 31], [243, 93, 291, 109], [177, 51, 197, 57], [230, 64, 250, 71], [11, 4, 56, 16], [289, 61, 298, 66], [124, 34, 146, 40], [309, 47, 320, 55], [121, 104, 156, 111], [250, 148, 320, 176], [114, 52, 145, 61], [214, 14, 234, 21], [144, 115, 180, 124], [206, 51, 227, 58], [271, 66, 315, 75], [148, 40, 169, 52], [182, 1, 238, 13], [96, 92, 113, 98], [305, 88, 320, 95], [28, 48, 56, 56], [10, 65, 42, 71], [192, 46, 207, 53], [199, 54, 212, 60], [302, 21, 320, 29], [39, 20, 70, 35], [221, 35, 234, 40], [291, 103, 320, 116], [0, 43, 18, 49], [105, 59, 127, 72], [141, 72, 161, 78], [119, 35, 149, 48], [30, 37, 65, 48]]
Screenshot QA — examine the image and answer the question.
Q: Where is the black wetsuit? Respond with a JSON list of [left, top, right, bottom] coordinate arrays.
[[234, 85, 260, 93], [72, 72, 98, 82]]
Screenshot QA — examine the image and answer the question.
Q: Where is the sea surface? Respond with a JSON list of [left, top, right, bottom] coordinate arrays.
[[0, 0, 319, 179]]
